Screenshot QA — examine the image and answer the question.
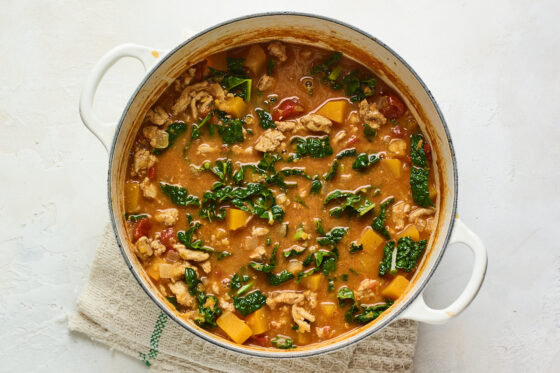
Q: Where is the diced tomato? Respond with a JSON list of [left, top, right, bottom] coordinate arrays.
[[380, 94, 405, 119], [160, 227, 175, 249], [132, 218, 151, 242], [423, 141, 432, 161], [148, 166, 156, 180], [391, 125, 407, 138], [346, 135, 360, 146], [250, 334, 270, 347], [272, 98, 305, 121]]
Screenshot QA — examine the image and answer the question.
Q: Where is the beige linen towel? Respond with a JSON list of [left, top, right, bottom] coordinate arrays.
[[68, 225, 418, 372]]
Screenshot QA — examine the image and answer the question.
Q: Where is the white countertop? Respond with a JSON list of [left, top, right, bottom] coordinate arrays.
[[1, 0, 559, 371]]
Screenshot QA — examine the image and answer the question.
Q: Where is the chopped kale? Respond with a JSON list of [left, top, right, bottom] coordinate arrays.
[[233, 290, 267, 316], [160, 183, 200, 207], [349, 242, 363, 253], [210, 58, 252, 101], [200, 158, 233, 183], [410, 167, 433, 207], [223, 76, 252, 101], [185, 268, 222, 327], [283, 245, 306, 258], [371, 198, 394, 239], [345, 301, 393, 324], [341, 274, 349, 281], [256, 108, 276, 129], [291, 136, 333, 159], [314, 219, 325, 235], [216, 251, 232, 260], [337, 287, 355, 306], [410, 134, 428, 168], [177, 214, 214, 253], [271, 335, 296, 349], [229, 273, 250, 291], [409, 133, 433, 207], [153, 122, 187, 155], [352, 153, 379, 171], [166, 296, 179, 310], [267, 58, 275, 75], [342, 70, 376, 102], [217, 117, 245, 145], [200, 182, 284, 223], [269, 270, 295, 286], [378, 237, 427, 276], [363, 123, 377, 141], [323, 159, 338, 181], [336, 148, 358, 160], [310, 175, 322, 194], [317, 226, 348, 248], [125, 213, 148, 222], [324, 189, 375, 217]]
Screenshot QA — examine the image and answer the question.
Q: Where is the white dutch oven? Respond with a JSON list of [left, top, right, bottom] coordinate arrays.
[[80, 12, 487, 357]]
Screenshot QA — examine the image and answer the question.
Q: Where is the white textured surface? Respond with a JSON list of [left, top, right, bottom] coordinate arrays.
[[0, 1, 558, 372]]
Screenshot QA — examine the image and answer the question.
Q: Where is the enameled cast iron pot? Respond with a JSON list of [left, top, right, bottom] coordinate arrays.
[[79, 12, 488, 358]]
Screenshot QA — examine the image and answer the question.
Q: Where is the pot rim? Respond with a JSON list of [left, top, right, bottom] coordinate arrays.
[[107, 11, 458, 358]]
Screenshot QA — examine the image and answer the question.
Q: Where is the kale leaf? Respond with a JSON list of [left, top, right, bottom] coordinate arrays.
[[184, 268, 222, 327], [363, 123, 377, 141], [410, 167, 433, 207], [317, 226, 348, 248], [371, 198, 395, 239], [291, 136, 333, 159], [324, 189, 375, 217], [177, 214, 214, 252], [410, 134, 428, 168], [336, 148, 358, 159], [256, 108, 276, 129], [342, 70, 377, 102], [409, 133, 433, 207], [217, 117, 244, 145], [271, 335, 296, 349], [378, 237, 427, 276], [269, 270, 295, 286], [160, 183, 200, 207], [352, 153, 379, 171], [323, 160, 338, 181], [349, 242, 363, 253], [345, 301, 393, 324], [233, 290, 267, 316], [337, 287, 355, 306], [310, 175, 322, 194]]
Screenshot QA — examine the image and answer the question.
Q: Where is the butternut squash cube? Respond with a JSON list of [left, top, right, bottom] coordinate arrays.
[[396, 225, 420, 241], [206, 51, 227, 71], [226, 208, 250, 231], [244, 45, 267, 76], [381, 158, 402, 178], [216, 312, 253, 344], [316, 99, 349, 124], [301, 273, 323, 291], [246, 307, 268, 335], [216, 96, 248, 118], [124, 182, 140, 213], [320, 302, 337, 318], [359, 228, 384, 254], [381, 275, 410, 300], [354, 253, 376, 274]]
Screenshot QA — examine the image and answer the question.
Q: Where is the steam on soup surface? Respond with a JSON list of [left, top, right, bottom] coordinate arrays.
[[124, 41, 437, 349]]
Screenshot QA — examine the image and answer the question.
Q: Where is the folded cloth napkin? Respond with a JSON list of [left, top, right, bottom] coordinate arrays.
[[69, 225, 418, 373]]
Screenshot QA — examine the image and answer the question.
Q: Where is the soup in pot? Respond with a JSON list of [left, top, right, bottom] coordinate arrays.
[[123, 41, 437, 349]]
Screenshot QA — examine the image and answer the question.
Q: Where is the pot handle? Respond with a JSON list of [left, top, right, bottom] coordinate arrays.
[[398, 218, 487, 324], [79, 44, 165, 151]]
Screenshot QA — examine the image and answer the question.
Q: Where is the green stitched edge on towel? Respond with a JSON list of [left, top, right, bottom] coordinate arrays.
[[139, 311, 168, 367]]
